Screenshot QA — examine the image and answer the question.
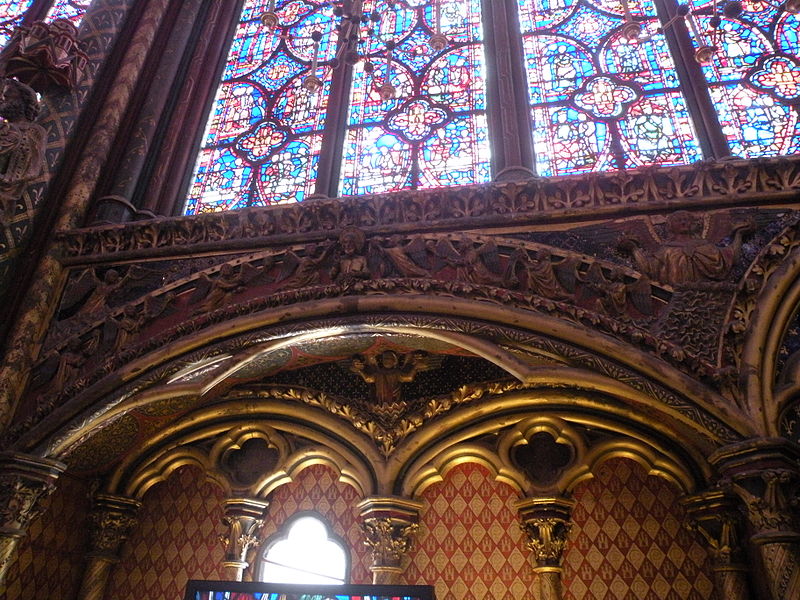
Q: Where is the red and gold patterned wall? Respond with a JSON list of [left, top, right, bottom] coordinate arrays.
[[564, 458, 715, 600], [0, 474, 90, 600], [106, 465, 227, 600], [27, 458, 714, 600]]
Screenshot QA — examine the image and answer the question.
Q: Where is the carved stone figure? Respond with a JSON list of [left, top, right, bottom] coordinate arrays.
[[350, 350, 429, 405], [505, 247, 570, 300], [193, 264, 245, 314], [331, 227, 370, 283], [0, 78, 45, 221], [619, 211, 752, 286]]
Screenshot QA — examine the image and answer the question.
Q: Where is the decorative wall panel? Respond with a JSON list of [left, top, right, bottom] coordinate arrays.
[[0, 473, 89, 600], [563, 458, 715, 600], [107, 465, 228, 600], [405, 462, 533, 600]]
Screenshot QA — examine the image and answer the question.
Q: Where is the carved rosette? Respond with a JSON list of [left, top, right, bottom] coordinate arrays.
[[0, 452, 65, 583], [357, 497, 423, 585], [682, 490, 751, 600], [710, 438, 800, 600], [517, 496, 575, 600], [221, 498, 269, 581]]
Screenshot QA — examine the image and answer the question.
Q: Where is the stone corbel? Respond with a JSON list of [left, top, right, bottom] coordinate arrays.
[[78, 494, 142, 600], [1, 19, 88, 91], [221, 498, 270, 582], [357, 496, 423, 585], [709, 438, 800, 600], [682, 489, 752, 600], [0, 451, 65, 587], [516, 496, 575, 600]]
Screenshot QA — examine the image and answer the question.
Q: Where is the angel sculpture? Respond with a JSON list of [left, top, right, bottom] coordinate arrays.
[[618, 210, 753, 286], [191, 263, 246, 314], [367, 235, 431, 278], [504, 247, 573, 300], [0, 78, 45, 221], [350, 350, 432, 405], [432, 236, 504, 285], [579, 262, 653, 317], [331, 227, 371, 284]]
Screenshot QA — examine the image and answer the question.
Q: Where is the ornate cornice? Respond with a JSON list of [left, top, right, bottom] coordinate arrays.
[[58, 158, 800, 261]]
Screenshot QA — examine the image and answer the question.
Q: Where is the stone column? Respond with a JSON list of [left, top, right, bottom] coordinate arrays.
[[710, 438, 800, 600], [516, 496, 575, 600], [357, 496, 423, 585], [682, 489, 752, 600], [78, 494, 142, 600], [221, 498, 270, 582], [0, 451, 65, 587]]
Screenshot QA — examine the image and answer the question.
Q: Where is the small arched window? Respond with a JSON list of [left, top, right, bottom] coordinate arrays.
[[257, 512, 349, 584]]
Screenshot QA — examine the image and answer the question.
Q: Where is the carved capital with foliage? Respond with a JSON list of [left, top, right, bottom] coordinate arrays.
[[221, 498, 269, 578], [86, 494, 142, 561], [517, 496, 575, 570], [357, 497, 423, 571], [710, 438, 800, 540], [682, 490, 747, 567]]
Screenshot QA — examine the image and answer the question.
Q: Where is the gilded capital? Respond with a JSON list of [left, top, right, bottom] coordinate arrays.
[[709, 438, 800, 538], [0, 452, 65, 583], [357, 497, 423, 575], [86, 494, 142, 561], [516, 496, 575, 570], [682, 490, 746, 567], [221, 498, 269, 580]]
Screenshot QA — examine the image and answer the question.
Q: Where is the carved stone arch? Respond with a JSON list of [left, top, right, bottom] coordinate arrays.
[[92, 403, 378, 502], [396, 402, 706, 500], [120, 446, 223, 500], [733, 217, 800, 434], [21, 309, 747, 464]]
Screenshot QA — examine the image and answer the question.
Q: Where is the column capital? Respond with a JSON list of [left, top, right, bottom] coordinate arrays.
[[515, 496, 575, 570], [0, 451, 65, 584], [0, 452, 65, 536], [709, 438, 800, 540], [682, 490, 747, 567], [86, 494, 142, 561], [357, 496, 423, 584], [221, 497, 269, 581]]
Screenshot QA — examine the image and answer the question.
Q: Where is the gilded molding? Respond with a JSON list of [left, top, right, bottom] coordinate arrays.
[[59, 157, 800, 260], [358, 496, 423, 582], [221, 498, 269, 581], [85, 494, 141, 560], [516, 496, 575, 570]]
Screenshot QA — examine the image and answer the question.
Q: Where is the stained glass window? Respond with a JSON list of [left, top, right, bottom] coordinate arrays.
[[339, 0, 490, 195], [0, 0, 89, 47], [183, 0, 800, 213], [46, 0, 91, 24], [185, 0, 338, 213], [517, 0, 702, 176], [0, 1, 34, 47], [686, 0, 800, 157]]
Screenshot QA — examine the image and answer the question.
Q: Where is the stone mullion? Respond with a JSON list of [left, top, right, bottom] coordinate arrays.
[[0, 451, 65, 588], [357, 496, 423, 585], [516, 496, 575, 600], [682, 490, 752, 600], [710, 438, 800, 600], [221, 498, 270, 582], [77, 494, 142, 600]]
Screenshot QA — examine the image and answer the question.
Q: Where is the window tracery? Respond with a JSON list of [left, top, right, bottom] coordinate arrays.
[[177, 0, 800, 215]]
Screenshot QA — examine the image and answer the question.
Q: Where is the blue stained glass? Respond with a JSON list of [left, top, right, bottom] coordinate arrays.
[[339, 0, 489, 195], [618, 94, 701, 165], [520, 0, 579, 30], [554, 4, 620, 50], [601, 25, 681, 90], [46, 0, 90, 24], [186, 0, 334, 212], [776, 13, 800, 55], [524, 35, 595, 104], [0, 1, 33, 47], [696, 16, 773, 81], [532, 105, 609, 176]]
